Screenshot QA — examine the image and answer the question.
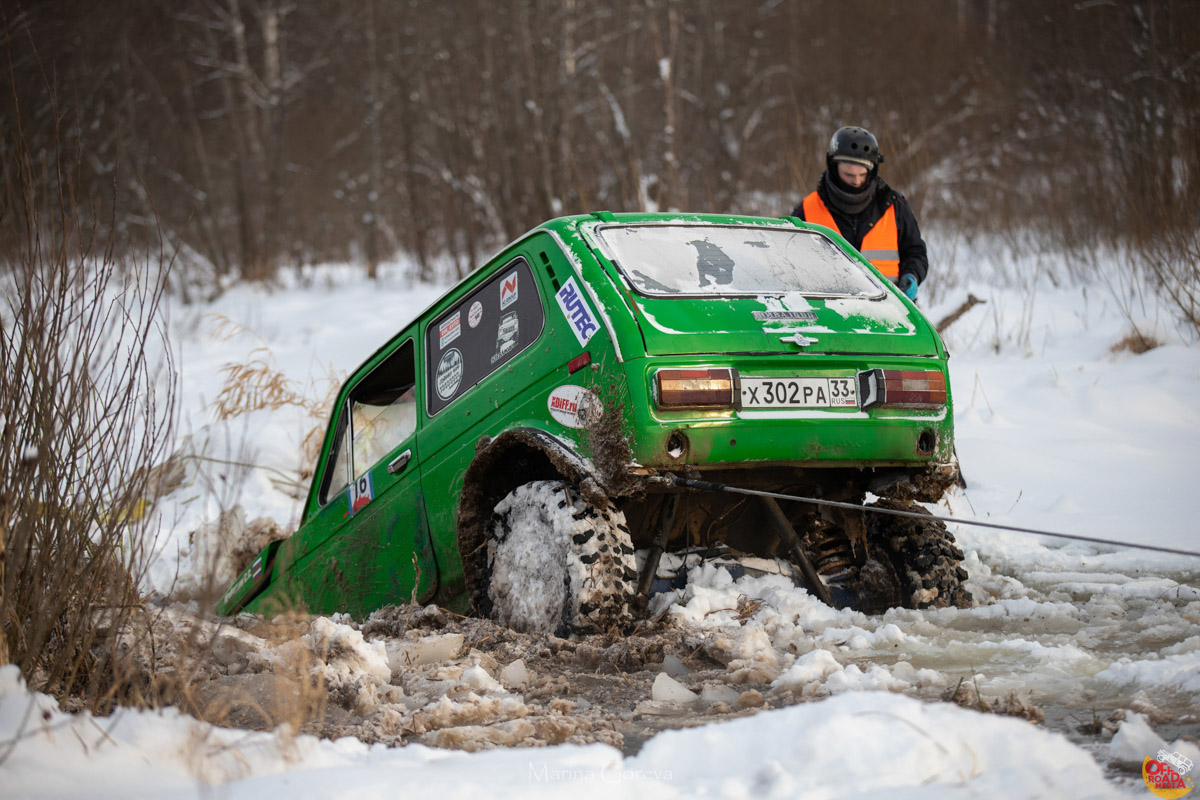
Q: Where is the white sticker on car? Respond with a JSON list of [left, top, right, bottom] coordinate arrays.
[[491, 311, 520, 364], [347, 472, 374, 517], [439, 312, 462, 348], [548, 384, 602, 429], [500, 271, 519, 310], [555, 277, 599, 347], [468, 300, 483, 328], [435, 348, 464, 400]]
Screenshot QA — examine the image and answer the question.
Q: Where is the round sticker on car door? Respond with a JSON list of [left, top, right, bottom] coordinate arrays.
[[548, 384, 602, 429], [436, 348, 464, 400]]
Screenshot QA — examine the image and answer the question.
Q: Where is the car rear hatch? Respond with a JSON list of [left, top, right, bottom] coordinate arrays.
[[589, 222, 939, 358]]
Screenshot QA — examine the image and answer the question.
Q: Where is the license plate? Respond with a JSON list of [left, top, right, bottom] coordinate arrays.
[[740, 376, 858, 409]]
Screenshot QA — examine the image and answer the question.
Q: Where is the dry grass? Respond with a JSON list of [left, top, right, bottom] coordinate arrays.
[[207, 330, 342, 482], [211, 348, 328, 420], [1111, 332, 1160, 355], [944, 677, 1045, 724], [0, 125, 177, 711]]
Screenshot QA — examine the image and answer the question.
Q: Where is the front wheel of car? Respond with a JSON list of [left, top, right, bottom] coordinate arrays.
[[486, 480, 638, 636]]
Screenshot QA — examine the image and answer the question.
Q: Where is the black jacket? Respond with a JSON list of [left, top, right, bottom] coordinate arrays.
[[791, 173, 929, 284]]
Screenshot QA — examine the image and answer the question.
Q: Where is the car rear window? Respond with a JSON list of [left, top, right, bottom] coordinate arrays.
[[596, 224, 883, 297], [425, 258, 544, 416]]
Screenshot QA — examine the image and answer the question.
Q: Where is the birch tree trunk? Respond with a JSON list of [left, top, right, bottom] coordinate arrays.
[[365, 0, 382, 279], [647, 0, 680, 211]]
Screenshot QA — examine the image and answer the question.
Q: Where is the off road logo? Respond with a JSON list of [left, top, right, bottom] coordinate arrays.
[[1144, 750, 1195, 798], [555, 277, 598, 347], [500, 271, 519, 310]]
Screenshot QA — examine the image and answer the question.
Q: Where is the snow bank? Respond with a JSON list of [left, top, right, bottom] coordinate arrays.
[[0, 666, 1128, 798]]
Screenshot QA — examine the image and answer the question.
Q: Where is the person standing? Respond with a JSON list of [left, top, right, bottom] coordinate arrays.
[[792, 126, 928, 301]]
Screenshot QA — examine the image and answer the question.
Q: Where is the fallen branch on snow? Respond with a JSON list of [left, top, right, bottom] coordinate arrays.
[[935, 294, 986, 333]]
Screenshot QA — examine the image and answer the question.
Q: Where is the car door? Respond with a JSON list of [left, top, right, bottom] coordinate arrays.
[[281, 335, 438, 616]]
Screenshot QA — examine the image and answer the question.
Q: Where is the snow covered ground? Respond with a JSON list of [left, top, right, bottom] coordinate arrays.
[[2, 660, 1166, 799], [2, 244, 1199, 797]]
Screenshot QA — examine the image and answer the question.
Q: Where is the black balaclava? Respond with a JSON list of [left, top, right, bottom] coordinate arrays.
[[824, 161, 878, 216]]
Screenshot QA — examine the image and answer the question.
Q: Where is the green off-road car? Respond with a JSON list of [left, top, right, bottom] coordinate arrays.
[[218, 212, 969, 633]]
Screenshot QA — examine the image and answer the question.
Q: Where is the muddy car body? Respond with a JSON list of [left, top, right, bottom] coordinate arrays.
[[218, 212, 967, 631]]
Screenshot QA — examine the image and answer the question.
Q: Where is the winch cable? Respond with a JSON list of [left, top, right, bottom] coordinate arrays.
[[663, 474, 1200, 560]]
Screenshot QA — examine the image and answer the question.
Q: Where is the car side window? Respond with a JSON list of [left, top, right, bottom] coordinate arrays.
[[425, 258, 544, 415], [322, 404, 353, 502], [319, 339, 417, 505]]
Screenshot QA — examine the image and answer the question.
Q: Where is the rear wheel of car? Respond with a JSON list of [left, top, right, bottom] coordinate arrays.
[[486, 480, 637, 636], [866, 498, 972, 610]]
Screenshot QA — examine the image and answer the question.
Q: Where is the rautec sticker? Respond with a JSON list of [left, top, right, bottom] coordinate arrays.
[[468, 300, 483, 328], [435, 348, 464, 400], [548, 384, 602, 429], [555, 277, 599, 347], [347, 472, 374, 517], [439, 312, 462, 348], [500, 271, 519, 310]]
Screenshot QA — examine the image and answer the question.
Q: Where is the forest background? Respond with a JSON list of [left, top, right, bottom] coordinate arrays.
[[3, 0, 1198, 297]]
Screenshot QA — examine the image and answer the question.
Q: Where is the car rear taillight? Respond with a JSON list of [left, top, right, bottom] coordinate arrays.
[[655, 368, 735, 408], [858, 369, 946, 409]]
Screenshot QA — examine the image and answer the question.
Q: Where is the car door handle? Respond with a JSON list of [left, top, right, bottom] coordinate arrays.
[[387, 449, 412, 474]]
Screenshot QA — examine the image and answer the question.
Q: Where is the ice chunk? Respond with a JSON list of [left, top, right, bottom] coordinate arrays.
[[823, 663, 910, 693], [1109, 712, 1164, 767], [210, 628, 267, 672], [499, 659, 531, 689], [307, 618, 391, 684], [772, 649, 841, 691], [661, 653, 692, 677], [728, 628, 781, 683], [1107, 712, 1199, 773], [652, 672, 698, 704], [410, 693, 529, 734], [700, 683, 742, 706], [462, 665, 504, 694], [421, 719, 536, 752], [385, 633, 466, 672]]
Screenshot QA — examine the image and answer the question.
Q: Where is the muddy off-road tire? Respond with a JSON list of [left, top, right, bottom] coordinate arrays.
[[486, 481, 638, 636], [866, 498, 972, 610]]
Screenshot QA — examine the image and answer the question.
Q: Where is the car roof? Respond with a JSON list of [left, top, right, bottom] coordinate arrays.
[[341, 212, 806, 389], [538, 210, 799, 233]]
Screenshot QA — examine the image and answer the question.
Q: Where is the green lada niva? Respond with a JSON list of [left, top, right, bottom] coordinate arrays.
[[218, 212, 969, 634]]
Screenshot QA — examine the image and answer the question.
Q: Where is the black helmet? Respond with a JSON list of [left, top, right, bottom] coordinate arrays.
[[826, 126, 884, 172]]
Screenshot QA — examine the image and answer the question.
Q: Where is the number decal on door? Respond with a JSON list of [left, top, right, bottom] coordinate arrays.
[[347, 472, 374, 517]]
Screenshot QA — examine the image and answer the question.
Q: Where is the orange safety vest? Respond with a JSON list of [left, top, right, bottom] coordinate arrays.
[[801, 192, 901, 280]]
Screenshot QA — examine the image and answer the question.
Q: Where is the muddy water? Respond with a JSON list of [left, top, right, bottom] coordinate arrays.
[[650, 539, 1200, 760], [163, 537, 1198, 785]]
